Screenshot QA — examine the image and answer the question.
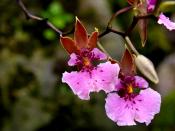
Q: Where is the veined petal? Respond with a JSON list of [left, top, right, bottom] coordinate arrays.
[[62, 71, 91, 100], [134, 76, 149, 88], [91, 48, 107, 60], [92, 62, 120, 93], [158, 13, 175, 31], [134, 88, 161, 125], [105, 93, 136, 126], [105, 88, 161, 126], [62, 62, 120, 100]]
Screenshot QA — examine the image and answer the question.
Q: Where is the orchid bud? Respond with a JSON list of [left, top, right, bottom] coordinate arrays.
[[135, 54, 159, 84]]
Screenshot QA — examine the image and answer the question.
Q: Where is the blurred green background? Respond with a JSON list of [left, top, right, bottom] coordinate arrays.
[[1, 0, 175, 131]]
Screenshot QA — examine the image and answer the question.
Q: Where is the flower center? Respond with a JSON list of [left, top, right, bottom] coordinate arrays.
[[83, 57, 91, 67], [127, 84, 133, 94]]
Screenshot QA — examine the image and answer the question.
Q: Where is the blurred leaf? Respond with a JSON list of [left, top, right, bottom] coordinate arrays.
[[43, 29, 56, 40], [149, 27, 171, 52], [15, 29, 30, 42], [49, 2, 63, 15], [41, 1, 73, 40], [51, 17, 65, 28], [4, 95, 52, 131], [153, 91, 175, 130], [41, 1, 73, 28], [159, 1, 175, 12]]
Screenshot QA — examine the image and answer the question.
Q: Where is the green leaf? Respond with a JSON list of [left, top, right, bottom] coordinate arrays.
[[159, 1, 175, 12], [43, 29, 56, 40], [51, 17, 65, 28], [41, 1, 73, 30], [149, 27, 171, 52], [49, 2, 63, 15]]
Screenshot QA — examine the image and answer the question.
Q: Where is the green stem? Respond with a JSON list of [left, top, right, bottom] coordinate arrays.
[[108, 6, 133, 27], [124, 36, 139, 56], [97, 42, 112, 59]]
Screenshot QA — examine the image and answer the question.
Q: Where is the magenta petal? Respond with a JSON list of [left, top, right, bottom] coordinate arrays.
[[105, 93, 136, 126], [62, 71, 91, 100], [134, 76, 149, 88], [134, 88, 161, 125], [115, 79, 124, 91], [105, 88, 161, 126], [147, 0, 157, 12], [91, 48, 107, 60], [62, 62, 120, 100], [92, 62, 120, 93], [68, 53, 79, 66], [158, 13, 175, 31]]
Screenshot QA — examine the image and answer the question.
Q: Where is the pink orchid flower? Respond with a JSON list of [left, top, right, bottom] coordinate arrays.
[[60, 18, 119, 100], [105, 49, 161, 126], [105, 75, 161, 126], [158, 13, 175, 31], [147, 0, 157, 12], [147, 0, 175, 31]]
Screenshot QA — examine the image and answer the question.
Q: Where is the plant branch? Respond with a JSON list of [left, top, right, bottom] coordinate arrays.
[[124, 36, 139, 56], [99, 27, 125, 38], [62, 26, 75, 36], [108, 28, 125, 37], [108, 6, 133, 27], [126, 14, 156, 35], [16, 0, 63, 35], [17, 0, 156, 60], [99, 6, 133, 38]]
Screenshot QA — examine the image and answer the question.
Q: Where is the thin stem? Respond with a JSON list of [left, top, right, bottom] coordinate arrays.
[[16, 0, 63, 35], [99, 27, 125, 38], [108, 6, 133, 27], [126, 16, 139, 35], [124, 36, 139, 56], [99, 6, 132, 38], [108, 28, 125, 37], [98, 28, 110, 38], [62, 26, 75, 36], [126, 14, 156, 35], [97, 42, 111, 58], [16, 0, 151, 61], [137, 14, 155, 19]]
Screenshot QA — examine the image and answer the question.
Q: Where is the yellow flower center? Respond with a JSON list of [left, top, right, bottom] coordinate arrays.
[[83, 57, 91, 66], [127, 84, 133, 94]]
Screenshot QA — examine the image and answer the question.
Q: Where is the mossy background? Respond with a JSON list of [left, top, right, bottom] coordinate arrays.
[[0, 0, 175, 131]]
